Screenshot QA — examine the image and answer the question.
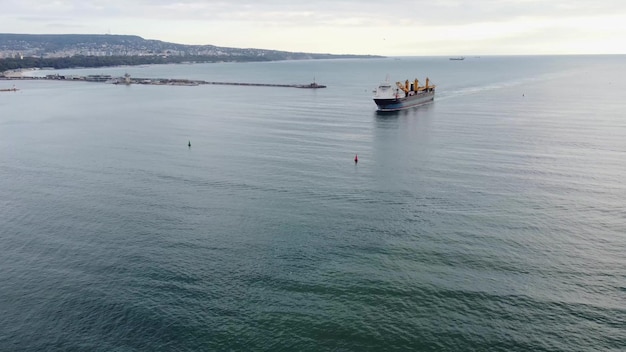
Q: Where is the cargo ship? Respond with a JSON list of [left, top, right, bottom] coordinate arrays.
[[372, 77, 435, 111]]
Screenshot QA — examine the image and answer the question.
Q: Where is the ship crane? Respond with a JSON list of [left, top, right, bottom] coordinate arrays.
[[424, 77, 435, 91], [397, 78, 436, 92], [395, 80, 410, 94]]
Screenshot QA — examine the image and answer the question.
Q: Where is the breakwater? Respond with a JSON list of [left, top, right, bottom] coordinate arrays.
[[205, 81, 326, 89], [0, 73, 326, 88]]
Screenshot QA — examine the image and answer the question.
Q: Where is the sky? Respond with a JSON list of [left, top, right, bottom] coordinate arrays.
[[1, 0, 625, 56]]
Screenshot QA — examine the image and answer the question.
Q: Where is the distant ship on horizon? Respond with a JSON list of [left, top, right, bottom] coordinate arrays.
[[449, 57, 465, 60]]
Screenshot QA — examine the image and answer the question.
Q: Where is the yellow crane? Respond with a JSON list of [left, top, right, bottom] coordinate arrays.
[[396, 78, 435, 93], [395, 80, 410, 93]]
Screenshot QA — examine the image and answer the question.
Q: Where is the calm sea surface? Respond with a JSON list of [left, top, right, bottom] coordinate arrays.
[[1, 56, 625, 351]]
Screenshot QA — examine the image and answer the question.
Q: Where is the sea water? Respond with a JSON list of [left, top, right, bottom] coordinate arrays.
[[1, 56, 625, 351]]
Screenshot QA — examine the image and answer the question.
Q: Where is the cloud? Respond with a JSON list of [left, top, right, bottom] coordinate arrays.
[[1, 0, 625, 54], [5, 0, 625, 25]]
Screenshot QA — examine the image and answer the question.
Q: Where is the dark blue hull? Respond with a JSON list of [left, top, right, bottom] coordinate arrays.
[[374, 91, 435, 111]]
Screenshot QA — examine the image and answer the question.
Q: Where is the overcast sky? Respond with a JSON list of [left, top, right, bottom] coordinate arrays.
[[1, 0, 625, 55]]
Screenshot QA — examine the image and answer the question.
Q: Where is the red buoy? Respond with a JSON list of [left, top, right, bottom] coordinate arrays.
[[354, 154, 358, 163]]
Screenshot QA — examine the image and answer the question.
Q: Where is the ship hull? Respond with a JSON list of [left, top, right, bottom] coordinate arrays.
[[374, 91, 435, 112]]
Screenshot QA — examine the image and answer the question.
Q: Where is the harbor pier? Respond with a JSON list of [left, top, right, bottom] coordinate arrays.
[[1, 73, 326, 89]]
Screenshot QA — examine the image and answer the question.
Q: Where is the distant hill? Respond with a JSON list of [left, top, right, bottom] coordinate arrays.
[[0, 33, 382, 61], [0, 33, 151, 50]]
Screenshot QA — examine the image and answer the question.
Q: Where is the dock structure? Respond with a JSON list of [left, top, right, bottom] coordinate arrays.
[[0, 74, 327, 89], [0, 85, 19, 92], [203, 81, 326, 88]]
